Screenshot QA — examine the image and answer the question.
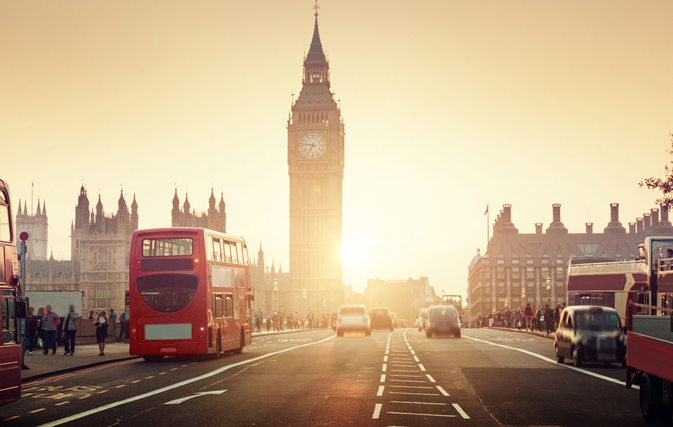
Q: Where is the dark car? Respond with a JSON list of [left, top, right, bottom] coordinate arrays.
[[370, 307, 394, 331], [425, 305, 461, 338], [554, 306, 626, 367]]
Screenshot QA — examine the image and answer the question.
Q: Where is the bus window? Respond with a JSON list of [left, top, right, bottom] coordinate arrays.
[[230, 243, 239, 264], [212, 238, 222, 262], [142, 238, 193, 257], [0, 190, 11, 242], [235, 243, 243, 264], [2, 290, 16, 343], [206, 236, 214, 261], [214, 294, 223, 319], [223, 241, 232, 263], [232, 272, 240, 320], [242, 245, 249, 265], [225, 295, 233, 318]]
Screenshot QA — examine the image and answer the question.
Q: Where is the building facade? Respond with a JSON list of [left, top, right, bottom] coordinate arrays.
[[364, 277, 440, 323], [71, 186, 138, 311], [467, 203, 673, 319], [171, 189, 226, 233], [15, 199, 48, 260], [287, 10, 345, 314]]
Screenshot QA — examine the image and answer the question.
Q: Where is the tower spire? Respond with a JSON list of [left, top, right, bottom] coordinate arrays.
[[306, 1, 326, 63]]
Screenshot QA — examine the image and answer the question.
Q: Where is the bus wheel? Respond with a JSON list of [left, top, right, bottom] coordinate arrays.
[[215, 332, 222, 358], [143, 356, 163, 362], [232, 330, 244, 355]]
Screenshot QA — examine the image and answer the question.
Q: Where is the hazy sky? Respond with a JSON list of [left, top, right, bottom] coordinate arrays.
[[2, 1, 672, 296]]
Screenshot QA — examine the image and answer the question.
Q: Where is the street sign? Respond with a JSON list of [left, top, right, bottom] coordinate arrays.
[[19, 232, 28, 242]]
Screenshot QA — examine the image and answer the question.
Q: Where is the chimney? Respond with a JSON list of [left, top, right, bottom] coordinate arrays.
[[644, 213, 652, 231], [585, 222, 593, 234], [661, 204, 671, 225], [552, 204, 561, 223], [629, 222, 636, 234], [503, 204, 512, 223], [651, 208, 660, 227], [610, 203, 619, 223], [637, 217, 644, 233], [536, 223, 543, 234]]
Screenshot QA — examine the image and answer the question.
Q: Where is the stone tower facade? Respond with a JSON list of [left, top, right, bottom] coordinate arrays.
[[287, 10, 345, 314], [70, 186, 138, 311], [15, 199, 48, 260], [171, 189, 226, 233]]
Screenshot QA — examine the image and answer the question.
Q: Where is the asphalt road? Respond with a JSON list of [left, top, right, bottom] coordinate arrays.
[[0, 328, 654, 426]]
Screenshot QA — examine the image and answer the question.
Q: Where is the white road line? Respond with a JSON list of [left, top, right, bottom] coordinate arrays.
[[385, 350, 390, 355], [453, 403, 470, 419], [377, 386, 385, 397], [387, 391, 441, 396], [392, 370, 420, 373], [410, 350, 415, 354], [390, 401, 447, 406], [37, 334, 337, 427], [372, 403, 382, 419], [464, 336, 638, 389], [390, 379, 427, 383], [387, 411, 455, 417], [382, 364, 387, 372], [384, 356, 388, 362], [418, 364, 426, 371], [389, 385, 433, 389], [436, 386, 450, 396], [381, 374, 387, 383], [426, 374, 436, 383], [391, 375, 422, 377], [413, 356, 420, 362]]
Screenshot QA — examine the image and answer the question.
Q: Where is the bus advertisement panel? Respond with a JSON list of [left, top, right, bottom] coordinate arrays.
[[129, 228, 252, 361]]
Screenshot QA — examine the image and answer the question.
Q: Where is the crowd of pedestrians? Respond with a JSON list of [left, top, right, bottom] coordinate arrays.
[[23, 304, 129, 357], [253, 310, 338, 333], [473, 302, 566, 335]]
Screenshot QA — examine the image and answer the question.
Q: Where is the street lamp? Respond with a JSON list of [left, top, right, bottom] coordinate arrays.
[[546, 276, 552, 306], [273, 279, 278, 313], [302, 289, 307, 315]]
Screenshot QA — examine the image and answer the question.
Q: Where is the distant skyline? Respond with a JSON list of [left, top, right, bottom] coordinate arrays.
[[2, 1, 672, 296]]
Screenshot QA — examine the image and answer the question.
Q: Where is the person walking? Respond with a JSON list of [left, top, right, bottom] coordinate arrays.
[[109, 308, 118, 340], [94, 310, 109, 356], [307, 312, 314, 330], [524, 303, 533, 331], [265, 314, 271, 332], [88, 311, 94, 320], [62, 305, 79, 355], [117, 312, 127, 342], [43, 305, 59, 355], [544, 304, 555, 335], [26, 307, 38, 354], [36, 306, 46, 350]]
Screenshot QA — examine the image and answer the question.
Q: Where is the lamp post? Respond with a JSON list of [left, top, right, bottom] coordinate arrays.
[[546, 276, 552, 306], [302, 289, 307, 316], [272, 280, 278, 313]]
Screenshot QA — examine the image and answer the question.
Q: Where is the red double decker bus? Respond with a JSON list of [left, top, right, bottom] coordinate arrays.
[[129, 228, 253, 361], [0, 179, 27, 406]]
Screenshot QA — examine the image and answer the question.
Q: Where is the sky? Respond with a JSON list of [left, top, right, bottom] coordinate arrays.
[[1, 0, 672, 297]]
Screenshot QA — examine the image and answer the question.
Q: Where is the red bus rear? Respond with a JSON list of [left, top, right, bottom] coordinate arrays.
[[0, 179, 25, 406], [129, 228, 252, 360]]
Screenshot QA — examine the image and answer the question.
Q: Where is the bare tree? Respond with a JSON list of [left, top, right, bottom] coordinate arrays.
[[640, 133, 673, 209]]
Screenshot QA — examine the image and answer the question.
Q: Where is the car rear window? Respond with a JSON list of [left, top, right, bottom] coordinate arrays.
[[575, 311, 620, 331], [340, 306, 365, 315], [430, 306, 457, 320]]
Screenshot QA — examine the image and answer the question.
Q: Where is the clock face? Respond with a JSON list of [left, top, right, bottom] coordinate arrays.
[[299, 132, 327, 159]]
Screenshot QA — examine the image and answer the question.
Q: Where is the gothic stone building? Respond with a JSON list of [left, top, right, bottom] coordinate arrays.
[[15, 199, 48, 260], [250, 243, 291, 315], [467, 203, 673, 319], [71, 186, 138, 311], [287, 10, 345, 314], [171, 189, 226, 233]]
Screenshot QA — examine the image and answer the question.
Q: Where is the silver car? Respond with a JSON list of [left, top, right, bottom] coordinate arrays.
[[336, 305, 371, 337]]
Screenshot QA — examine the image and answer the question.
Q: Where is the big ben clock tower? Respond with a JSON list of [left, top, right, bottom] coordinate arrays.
[[288, 5, 344, 314]]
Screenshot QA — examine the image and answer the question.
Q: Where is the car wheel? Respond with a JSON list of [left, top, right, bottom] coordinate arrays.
[[336, 329, 344, 337], [455, 330, 461, 338], [572, 347, 583, 367], [418, 327, 421, 332], [365, 328, 371, 336], [640, 374, 662, 422], [555, 345, 564, 364], [425, 329, 432, 338]]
